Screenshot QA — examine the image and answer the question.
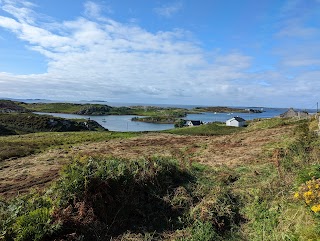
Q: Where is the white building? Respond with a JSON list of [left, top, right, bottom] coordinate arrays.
[[226, 117, 246, 127], [186, 120, 202, 127]]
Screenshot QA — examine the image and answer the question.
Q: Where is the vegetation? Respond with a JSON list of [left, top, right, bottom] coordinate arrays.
[[132, 108, 187, 124], [0, 131, 138, 161], [246, 117, 300, 130], [174, 118, 186, 128], [235, 118, 320, 240], [192, 106, 263, 113], [132, 116, 177, 124], [0, 113, 105, 135], [0, 157, 243, 240], [0, 124, 16, 136], [16, 102, 191, 117], [0, 100, 30, 113], [165, 122, 243, 136], [0, 116, 319, 240]]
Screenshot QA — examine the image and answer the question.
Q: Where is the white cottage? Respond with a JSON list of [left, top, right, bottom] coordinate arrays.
[[186, 120, 202, 127], [226, 117, 246, 127]]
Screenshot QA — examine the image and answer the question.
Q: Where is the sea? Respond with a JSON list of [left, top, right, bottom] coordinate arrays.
[[21, 99, 316, 132]]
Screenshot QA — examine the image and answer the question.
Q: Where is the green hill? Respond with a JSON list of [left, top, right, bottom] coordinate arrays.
[[0, 113, 106, 135]]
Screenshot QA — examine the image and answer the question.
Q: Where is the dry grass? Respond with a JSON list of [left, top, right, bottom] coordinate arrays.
[[0, 125, 294, 199]]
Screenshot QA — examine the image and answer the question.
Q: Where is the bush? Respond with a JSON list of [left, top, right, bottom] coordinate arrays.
[[294, 178, 320, 215], [190, 187, 242, 234], [50, 157, 195, 239], [0, 194, 57, 241]]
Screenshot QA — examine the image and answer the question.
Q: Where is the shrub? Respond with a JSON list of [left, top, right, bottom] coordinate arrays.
[[294, 178, 320, 215], [0, 194, 57, 241], [190, 187, 242, 234]]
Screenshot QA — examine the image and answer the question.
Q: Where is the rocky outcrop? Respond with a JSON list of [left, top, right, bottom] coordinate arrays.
[[0, 113, 107, 135], [0, 100, 30, 113]]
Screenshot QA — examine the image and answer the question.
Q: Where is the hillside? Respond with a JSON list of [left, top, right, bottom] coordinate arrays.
[[16, 101, 190, 116], [0, 124, 16, 136], [0, 117, 319, 240], [0, 100, 30, 113], [0, 113, 106, 135]]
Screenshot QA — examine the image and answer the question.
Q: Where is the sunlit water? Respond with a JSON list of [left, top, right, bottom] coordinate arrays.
[[24, 99, 316, 132], [35, 107, 286, 132]]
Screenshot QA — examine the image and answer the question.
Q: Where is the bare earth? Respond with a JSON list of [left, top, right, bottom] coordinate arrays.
[[0, 126, 292, 198]]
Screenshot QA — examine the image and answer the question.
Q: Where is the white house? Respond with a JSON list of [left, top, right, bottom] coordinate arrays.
[[186, 120, 202, 127], [226, 117, 246, 127]]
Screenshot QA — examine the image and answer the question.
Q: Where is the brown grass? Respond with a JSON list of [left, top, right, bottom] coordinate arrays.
[[0, 125, 293, 198]]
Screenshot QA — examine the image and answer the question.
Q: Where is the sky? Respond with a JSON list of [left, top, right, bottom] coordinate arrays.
[[0, 0, 319, 108]]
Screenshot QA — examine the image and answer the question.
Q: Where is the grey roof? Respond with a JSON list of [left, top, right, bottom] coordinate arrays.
[[187, 120, 202, 125], [231, 117, 246, 122], [280, 108, 308, 118]]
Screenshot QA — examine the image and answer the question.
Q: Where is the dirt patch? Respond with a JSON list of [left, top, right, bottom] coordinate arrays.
[[0, 125, 293, 198]]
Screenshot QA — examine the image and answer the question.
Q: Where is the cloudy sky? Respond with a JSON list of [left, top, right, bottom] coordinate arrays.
[[0, 0, 319, 108]]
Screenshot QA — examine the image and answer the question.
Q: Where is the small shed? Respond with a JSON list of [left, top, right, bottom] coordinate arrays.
[[280, 108, 308, 118], [186, 120, 202, 127], [226, 117, 246, 127]]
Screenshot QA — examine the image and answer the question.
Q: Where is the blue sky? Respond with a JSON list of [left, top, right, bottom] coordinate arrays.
[[0, 0, 319, 108]]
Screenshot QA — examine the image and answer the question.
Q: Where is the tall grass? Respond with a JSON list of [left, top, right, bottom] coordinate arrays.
[[236, 119, 320, 240]]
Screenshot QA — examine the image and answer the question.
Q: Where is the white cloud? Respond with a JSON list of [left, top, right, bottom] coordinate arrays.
[[154, 2, 183, 18], [84, 1, 101, 18], [0, 0, 319, 107]]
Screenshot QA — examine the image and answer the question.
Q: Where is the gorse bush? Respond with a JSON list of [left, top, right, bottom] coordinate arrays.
[[294, 178, 320, 214]]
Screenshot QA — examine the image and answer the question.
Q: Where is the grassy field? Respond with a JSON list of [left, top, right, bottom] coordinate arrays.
[[0, 131, 139, 161], [165, 122, 244, 136], [0, 117, 319, 240]]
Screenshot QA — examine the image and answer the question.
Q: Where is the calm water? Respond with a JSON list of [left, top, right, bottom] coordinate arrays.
[[35, 112, 174, 132], [35, 107, 286, 132], [24, 98, 318, 132]]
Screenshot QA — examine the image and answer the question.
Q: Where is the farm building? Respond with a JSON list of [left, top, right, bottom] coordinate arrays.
[[280, 108, 308, 118], [186, 120, 203, 127], [226, 117, 246, 127]]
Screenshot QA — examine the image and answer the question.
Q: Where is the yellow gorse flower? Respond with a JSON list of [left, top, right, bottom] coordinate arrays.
[[294, 178, 320, 213], [311, 204, 320, 213]]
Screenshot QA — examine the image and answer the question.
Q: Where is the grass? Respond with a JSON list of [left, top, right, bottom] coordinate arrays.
[[1, 117, 319, 240], [247, 117, 306, 130], [0, 157, 243, 240], [17, 102, 190, 117], [165, 123, 243, 136], [233, 120, 320, 240], [0, 131, 139, 161]]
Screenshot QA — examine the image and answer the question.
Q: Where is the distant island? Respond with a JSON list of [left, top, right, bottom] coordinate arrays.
[[193, 106, 264, 113], [0, 100, 265, 125]]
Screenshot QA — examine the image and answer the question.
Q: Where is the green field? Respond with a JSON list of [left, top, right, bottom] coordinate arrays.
[[0, 131, 139, 161]]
